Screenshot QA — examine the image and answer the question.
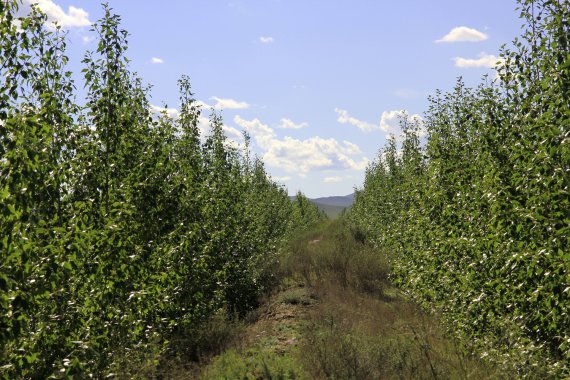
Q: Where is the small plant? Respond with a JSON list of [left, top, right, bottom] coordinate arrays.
[[200, 348, 301, 380], [278, 287, 315, 306]]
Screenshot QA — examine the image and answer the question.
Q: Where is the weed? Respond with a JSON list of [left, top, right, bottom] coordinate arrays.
[[278, 287, 316, 306], [300, 285, 500, 379], [200, 348, 301, 380], [281, 219, 390, 297], [282, 219, 500, 379]]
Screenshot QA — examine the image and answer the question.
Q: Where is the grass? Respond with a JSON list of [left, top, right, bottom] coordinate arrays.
[[280, 219, 501, 379], [195, 282, 311, 379], [200, 347, 301, 380], [134, 218, 504, 379], [299, 281, 498, 379], [281, 219, 389, 296], [278, 286, 316, 306]]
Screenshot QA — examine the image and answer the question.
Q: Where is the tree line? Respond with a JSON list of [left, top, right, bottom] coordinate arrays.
[[349, 0, 569, 376], [0, 2, 325, 378]]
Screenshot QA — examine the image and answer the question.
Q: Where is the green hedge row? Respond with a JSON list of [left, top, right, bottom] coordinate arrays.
[[0, 3, 324, 378], [349, 0, 569, 376]]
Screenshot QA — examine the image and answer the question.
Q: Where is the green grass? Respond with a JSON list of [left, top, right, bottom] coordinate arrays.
[[278, 287, 316, 306], [281, 219, 389, 295], [200, 347, 302, 380]]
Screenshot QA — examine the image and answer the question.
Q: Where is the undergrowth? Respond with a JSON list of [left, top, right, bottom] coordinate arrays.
[[281, 219, 389, 296], [285, 219, 500, 379], [160, 220, 505, 379]]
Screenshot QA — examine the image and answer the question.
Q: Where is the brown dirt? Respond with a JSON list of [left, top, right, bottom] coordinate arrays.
[[236, 284, 316, 356]]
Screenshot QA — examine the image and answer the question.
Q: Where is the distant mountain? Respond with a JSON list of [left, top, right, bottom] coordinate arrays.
[[311, 193, 354, 208], [289, 193, 355, 218]]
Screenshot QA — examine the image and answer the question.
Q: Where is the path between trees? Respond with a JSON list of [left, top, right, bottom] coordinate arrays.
[[172, 221, 500, 379]]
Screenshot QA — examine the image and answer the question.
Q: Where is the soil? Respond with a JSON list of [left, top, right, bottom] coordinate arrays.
[[237, 284, 316, 356]]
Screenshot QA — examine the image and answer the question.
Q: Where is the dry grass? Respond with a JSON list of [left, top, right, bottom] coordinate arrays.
[[281, 219, 389, 296], [280, 219, 502, 379], [131, 219, 504, 379], [300, 280, 499, 379]]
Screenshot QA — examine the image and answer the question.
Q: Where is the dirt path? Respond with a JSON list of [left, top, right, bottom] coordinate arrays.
[[241, 285, 315, 355], [195, 282, 316, 379], [180, 221, 498, 379]]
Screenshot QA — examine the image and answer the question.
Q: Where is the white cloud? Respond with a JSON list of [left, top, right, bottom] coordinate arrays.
[[335, 108, 422, 136], [334, 108, 376, 132], [151, 57, 164, 64], [234, 115, 276, 149], [194, 115, 245, 148], [323, 176, 343, 183], [222, 125, 244, 141], [379, 110, 404, 134], [453, 53, 501, 68], [263, 136, 369, 174], [273, 176, 292, 183], [210, 96, 250, 110], [259, 36, 274, 44], [342, 140, 362, 154], [380, 110, 425, 138], [435, 26, 488, 43], [223, 139, 246, 151], [234, 116, 368, 175], [194, 100, 212, 109], [196, 115, 211, 137], [149, 104, 179, 119], [279, 118, 308, 129], [24, 0, 91, 28]]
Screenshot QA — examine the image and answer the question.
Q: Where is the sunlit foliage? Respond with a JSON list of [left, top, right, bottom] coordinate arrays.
[[350, 0, 569, 376], [0, 2, 324, 377]]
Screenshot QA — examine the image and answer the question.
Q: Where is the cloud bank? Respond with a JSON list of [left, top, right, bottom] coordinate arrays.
[[234, 115, 368, 175]]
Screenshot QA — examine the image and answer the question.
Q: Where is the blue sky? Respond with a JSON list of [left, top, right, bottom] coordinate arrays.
[[23, 0, 523, 197]]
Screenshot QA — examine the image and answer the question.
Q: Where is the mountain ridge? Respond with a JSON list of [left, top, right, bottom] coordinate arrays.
[[289, 193, 355, 218], [310, 193, 354, 208]]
